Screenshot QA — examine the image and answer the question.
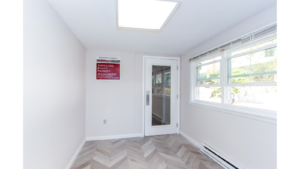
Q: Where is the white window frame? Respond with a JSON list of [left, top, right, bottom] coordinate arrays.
[[190, 35, 277, 124]]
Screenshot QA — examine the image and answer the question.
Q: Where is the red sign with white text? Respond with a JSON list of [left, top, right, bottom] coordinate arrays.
[[96, 63, 120, 80]]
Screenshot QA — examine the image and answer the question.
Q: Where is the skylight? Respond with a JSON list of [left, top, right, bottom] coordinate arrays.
[[117, 0, 181, 30]]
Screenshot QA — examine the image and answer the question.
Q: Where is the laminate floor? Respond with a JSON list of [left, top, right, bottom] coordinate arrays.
[[70, 134, 223, 169]]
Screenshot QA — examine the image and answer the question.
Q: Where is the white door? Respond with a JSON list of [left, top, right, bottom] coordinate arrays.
[[144, 57, 178, 136]]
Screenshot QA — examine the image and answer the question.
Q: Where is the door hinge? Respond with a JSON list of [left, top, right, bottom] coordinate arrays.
[[177, 95, 178, 98], [176, 123, 178, 127], [177, 66, 178, 70]]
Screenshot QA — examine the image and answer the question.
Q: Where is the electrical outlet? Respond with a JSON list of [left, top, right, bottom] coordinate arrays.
[[103, 119, 106, 124]]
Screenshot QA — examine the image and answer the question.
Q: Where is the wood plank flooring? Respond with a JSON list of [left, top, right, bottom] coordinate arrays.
[[71, 134, 223, 169]]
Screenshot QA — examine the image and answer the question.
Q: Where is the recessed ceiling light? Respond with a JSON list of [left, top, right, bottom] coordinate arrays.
[[117, 0, 181, 30]]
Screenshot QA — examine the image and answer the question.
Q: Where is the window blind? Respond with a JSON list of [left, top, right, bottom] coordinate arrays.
[[189, 24, 277, 62]]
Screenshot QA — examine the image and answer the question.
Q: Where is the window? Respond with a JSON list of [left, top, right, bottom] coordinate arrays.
[[227, 44, 277, 110], [156, 73, 162, 84], [152, 66, 171, 96], [190, 25, 277, 119], [164, 72, 171, 96], [195, 55, 222, 103], [228, 47, 277, 84]]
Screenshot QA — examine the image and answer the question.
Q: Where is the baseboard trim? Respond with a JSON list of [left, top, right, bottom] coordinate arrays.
[[66, 138, 86, 169], [180, 131, 201, 148], [180, 131, 243, 169], [86, 133, 144, 141]]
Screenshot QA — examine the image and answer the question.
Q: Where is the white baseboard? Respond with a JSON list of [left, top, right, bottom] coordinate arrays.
[[66, 138, 86, 169], [86, 133, 144, 141], [180, 131, 201, 149]]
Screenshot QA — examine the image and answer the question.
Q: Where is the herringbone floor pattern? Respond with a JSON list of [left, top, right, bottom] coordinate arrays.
[[71, 134, 223, 169]]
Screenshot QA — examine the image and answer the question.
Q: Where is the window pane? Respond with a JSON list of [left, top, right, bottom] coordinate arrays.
[[164, 72, 171, 87], [229, 86, 277, 110], [195, 87, 221, 103], [228, 54, 251, 83], [164, 87, 171, 96], [152, 66, 171, 126], [197, 62, 220, 85], [228, 47, 277, 84], [251, 74, 277, 83], [154, 87, 162, 94], [199, 56, 221, 65], [152, 75, 155, 86], [231, 47, 251, 56], [156, 74, 162, 84], [250, 47, 277, 82], [251, 39, 277, 50], [229, 77, 250, 84], [231, 39, 277, 56]]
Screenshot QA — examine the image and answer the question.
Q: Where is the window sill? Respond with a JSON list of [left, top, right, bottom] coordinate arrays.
[[189, 101, 277, 124]]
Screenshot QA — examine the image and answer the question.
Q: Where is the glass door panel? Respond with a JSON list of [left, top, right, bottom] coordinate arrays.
[[152, 66, 171, 126]]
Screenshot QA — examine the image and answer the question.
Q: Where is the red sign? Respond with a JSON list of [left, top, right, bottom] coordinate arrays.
[[96, 63, 120, 80]]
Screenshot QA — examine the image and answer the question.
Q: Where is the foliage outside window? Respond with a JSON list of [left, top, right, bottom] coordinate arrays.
[[193, 36, 277, 111], [196, 56, 222, 102]]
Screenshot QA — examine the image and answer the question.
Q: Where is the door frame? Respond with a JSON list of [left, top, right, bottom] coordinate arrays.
[[142, 55, 180, 136]]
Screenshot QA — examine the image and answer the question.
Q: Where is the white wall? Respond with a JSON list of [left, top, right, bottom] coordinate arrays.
[[180, 4, 277, 169], [23, 0, 86, 169], [86, 50, 179, 138]]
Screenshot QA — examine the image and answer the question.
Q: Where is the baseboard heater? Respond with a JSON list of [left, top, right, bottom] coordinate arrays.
[[200, 143, 243, 169]]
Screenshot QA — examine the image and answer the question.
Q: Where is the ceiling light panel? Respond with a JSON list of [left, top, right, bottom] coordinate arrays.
[[117, 0, 180, 30]]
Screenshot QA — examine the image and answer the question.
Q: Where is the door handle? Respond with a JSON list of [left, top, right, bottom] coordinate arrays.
[[146, 91, 150, 106]]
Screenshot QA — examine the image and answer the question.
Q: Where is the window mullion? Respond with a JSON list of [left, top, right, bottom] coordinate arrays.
[[249, 34, 253, 84], [221, 52, 226, 104], [190, 61, 196, 102]]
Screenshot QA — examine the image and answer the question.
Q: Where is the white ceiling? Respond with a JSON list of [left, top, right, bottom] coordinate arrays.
[[48, 0, 276, 55]]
